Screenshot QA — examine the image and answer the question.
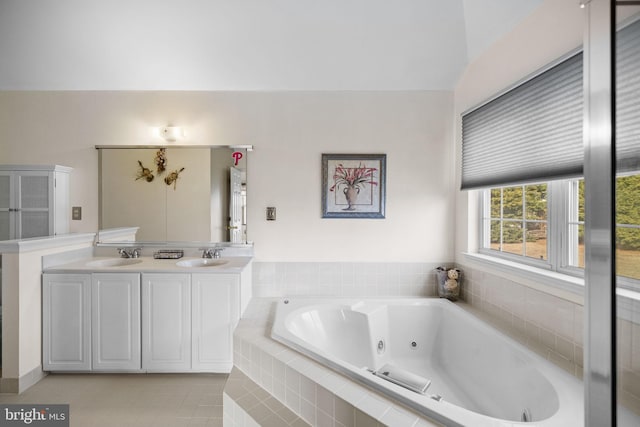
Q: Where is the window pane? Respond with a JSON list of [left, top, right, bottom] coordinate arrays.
[[568, 223, 586, 268], [502, 186, 523, 219], [490, 220, 501, 250], [526, 222, 547, 260], [501, 221, 523, 256], [578, 179, 585, 222], [616, 227, 640, 280], [615, 174, 640, 280], [526, 184, 547, 220], [616, 174, 640, 225], [490, 188, 501, 218]]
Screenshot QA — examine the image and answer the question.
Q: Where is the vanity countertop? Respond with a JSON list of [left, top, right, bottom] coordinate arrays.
[[44, 256, 252, 274]]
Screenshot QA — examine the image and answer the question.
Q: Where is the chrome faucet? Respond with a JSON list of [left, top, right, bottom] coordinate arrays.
[[118, 247, 141, 258], [201, 247, 223, 259]]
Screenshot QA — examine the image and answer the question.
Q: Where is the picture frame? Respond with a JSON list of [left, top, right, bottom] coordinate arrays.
[[322, 153, 386, 219]]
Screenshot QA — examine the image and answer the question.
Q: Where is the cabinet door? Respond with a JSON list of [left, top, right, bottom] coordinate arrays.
[[0, 172, 13, 240], [92, 273, 141, 371], [192, 273, 240, 372], [16, 171, 53, 239], [43, 274, 91, 371], [142, 273, 191, 371]]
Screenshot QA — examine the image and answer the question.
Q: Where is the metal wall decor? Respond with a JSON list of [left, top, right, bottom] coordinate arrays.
[[135, 149, 185, 190]]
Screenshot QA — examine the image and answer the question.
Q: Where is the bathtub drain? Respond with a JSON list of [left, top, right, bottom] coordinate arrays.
[[521, 408, 532, 422]]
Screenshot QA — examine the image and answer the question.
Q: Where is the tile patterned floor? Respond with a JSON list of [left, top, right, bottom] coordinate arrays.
[[0, 373, 228, 427]]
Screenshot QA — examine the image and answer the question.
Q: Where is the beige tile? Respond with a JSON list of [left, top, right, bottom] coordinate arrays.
[[316, 385, 334, 417], [622, 368, 640, 398], [335, 397, 355, 427], [555, 335, 575, 362], [246, 402, 275, 423], [300, 375, 316, 403], [316, 408, 334, 427], [0, 374, 227, 427], [539, 327, 556, 351], [631, 321, 640, 372], [355, 409, 380, 427], [575, 345, 584, 368], [259, 413, 292, 427]]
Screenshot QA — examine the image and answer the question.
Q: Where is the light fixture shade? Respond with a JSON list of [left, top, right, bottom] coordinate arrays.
[[160, 126, 184, 141]]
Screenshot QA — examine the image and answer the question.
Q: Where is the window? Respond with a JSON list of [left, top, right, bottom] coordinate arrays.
[[484, 184, 548, 263], [615, 174, 640, 281], [480, 174, 640, 288]]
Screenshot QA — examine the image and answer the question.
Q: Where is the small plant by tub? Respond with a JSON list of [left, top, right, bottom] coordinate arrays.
[[435, 267, 462, 301]]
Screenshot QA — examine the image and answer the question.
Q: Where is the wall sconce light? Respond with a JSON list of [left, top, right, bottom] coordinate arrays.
[[151, 126, 185, 142], [160, 126, 184, 142]]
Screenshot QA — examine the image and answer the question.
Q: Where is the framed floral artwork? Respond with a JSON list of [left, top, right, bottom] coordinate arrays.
[[322, 153, 386, 218]]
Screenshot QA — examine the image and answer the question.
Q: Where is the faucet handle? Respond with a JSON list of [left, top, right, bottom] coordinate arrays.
[[212, 248, 224, 259], [199, 247, 224, 258], [118, 247, 141, 258], [200, 248, 214, 258]]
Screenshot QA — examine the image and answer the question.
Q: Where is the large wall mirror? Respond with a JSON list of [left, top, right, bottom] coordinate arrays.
[[98, 146, 248, 243]]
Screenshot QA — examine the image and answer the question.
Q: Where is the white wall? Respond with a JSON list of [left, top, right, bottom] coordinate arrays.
[[0, 91, 455, 262], [453, 0, 584, 261]]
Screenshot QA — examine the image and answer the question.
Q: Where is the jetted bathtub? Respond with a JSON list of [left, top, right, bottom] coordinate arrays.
[[271, 298, 583, 426]]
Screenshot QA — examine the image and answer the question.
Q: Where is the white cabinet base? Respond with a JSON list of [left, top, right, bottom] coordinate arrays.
[[142, 273, 191, 372], [44, 269, 243, 373], [192, 274, 240, 372], [92, 273, 141, 371], [43, 274, 92, 371]]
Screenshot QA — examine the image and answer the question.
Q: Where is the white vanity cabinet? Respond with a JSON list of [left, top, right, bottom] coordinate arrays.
[[92, 273, 141, 371], [191, 273, 240, 372], [0, 165, 71, 241], [43, 260, 249, 373], [43, 273, 92, 371], [141, 273, 192, 372]]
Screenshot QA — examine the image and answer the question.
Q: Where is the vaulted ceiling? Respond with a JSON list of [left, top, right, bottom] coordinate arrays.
[[0, 0, 543, 90]]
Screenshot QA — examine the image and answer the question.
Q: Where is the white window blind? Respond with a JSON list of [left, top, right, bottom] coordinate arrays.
[[616, 18, 640, 172], [461, 52, 584, 190]]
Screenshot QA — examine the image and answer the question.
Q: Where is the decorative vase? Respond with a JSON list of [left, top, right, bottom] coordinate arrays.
[[343, 185, 359, 211]]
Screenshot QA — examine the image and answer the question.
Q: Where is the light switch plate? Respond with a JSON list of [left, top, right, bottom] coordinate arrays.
[[266, 207, 276, 221]]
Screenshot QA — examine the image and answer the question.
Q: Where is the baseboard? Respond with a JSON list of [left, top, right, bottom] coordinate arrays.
[[0, 365, 46, 393]]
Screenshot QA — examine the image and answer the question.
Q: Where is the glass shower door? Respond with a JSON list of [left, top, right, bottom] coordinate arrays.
[[615, 2, 640, 425]]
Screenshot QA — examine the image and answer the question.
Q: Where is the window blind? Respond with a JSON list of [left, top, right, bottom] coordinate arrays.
[[461, 52, 584, 190], [616, 18, 640, 173]]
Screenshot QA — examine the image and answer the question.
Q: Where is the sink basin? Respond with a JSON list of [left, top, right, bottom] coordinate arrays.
[[85, 258, 144, 268], [176, 259, 229, 268]]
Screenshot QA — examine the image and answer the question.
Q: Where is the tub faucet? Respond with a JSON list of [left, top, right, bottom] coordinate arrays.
[[201, 247, 223, 259], [118, 248, 141, 258]]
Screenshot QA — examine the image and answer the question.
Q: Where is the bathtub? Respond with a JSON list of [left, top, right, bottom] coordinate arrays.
[[271, 298, 583, 426]]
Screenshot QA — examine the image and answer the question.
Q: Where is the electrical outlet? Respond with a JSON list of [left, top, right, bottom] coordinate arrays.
[[72, 206, 82, 220]]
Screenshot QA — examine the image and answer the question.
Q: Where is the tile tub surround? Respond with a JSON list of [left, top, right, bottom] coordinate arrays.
[[230, 298, 443, 427], [252, 262, 443, 298], [223, 367, 310, 427], [460, 265, 640, 416]]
